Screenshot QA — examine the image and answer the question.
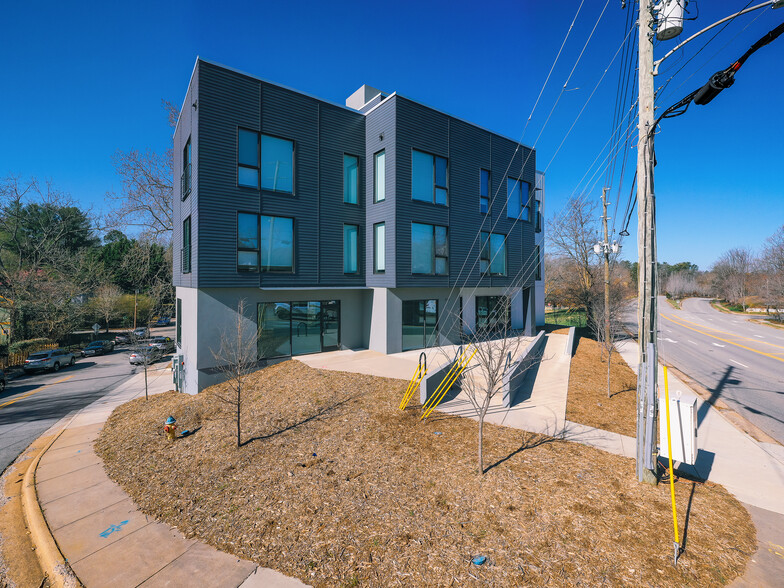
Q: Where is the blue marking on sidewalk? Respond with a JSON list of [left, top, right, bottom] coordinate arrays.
[[99, 520, 130, 538]]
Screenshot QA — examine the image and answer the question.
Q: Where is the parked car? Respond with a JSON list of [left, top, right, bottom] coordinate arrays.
[[133, 327, 150, 339], [114, 332, 131, 344], [148, 336, 175, 354], [154, 316, 172, 327], [129, 346, 163, 365], [81, 340, 115, 357], [23, 349, 76, 373], [0, 369, 5, 393]]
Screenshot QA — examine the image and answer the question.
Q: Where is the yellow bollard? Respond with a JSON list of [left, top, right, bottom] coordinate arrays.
[[663, 366, 680, 566]]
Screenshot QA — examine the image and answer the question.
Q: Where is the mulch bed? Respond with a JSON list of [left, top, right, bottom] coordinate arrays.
[[566, 334, 638, 437], [96, 361, 754, 587]]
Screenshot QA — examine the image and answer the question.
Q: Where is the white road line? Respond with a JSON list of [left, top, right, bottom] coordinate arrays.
[[754, 335, 764, 339], [712, 343, 726, 348], [729, 359, 749, 369], [688, 340, 697, 345], [664, 337, 678, 343]]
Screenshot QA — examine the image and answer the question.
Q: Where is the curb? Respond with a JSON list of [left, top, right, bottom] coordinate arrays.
[[20, 427, 82, 588]]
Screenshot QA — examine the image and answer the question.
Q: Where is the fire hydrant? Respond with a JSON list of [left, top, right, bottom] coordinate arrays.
[[164, 416, 177, 441]]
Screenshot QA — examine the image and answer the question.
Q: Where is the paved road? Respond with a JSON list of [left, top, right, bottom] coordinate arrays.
[[0, 340, 173, 475], [631, 297, 784, 443]]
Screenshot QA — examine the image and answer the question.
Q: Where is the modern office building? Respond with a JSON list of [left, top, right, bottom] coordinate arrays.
[[173, 58, 543, 394]]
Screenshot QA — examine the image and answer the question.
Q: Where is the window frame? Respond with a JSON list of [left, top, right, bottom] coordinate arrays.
[[374, 150, 386, 203], [534, 245, 542, 280], [343, 223, 359, 274], [411, 148, 448, 206], [237, 128, 260, 189], [259, 215, 295, 273], [181, 137, 192, 200], [260, 133, 295, 194], [411, 222, 448, 276], [373, 222, 386, 273], [343, 153, 360, 205], [237, 212, 260, 272], [480, 168, 490, 214], [176, 298, 182, 345], [182, 216, 191, 274], [480, 230, 507, 277]]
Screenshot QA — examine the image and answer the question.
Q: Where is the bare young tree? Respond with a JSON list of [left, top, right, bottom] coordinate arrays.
[[761, 226, 784, 318], [211, 299, 261, 447], [439, 300, 527, 474], [93, 284, 123, 333], [712, 247, 755, 310]]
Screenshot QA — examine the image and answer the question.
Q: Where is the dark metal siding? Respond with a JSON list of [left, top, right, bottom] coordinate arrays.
[[193, 61, 365, 289], [173, 64, 199, 288], [392, 97, 537, 290], [364, 96, 397, 287]]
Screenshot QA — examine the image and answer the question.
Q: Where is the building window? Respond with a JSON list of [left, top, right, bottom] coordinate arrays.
[[176, 298, 182, 345], [238, 129, 260, 188], [534, 200, 542, 232], [402, 299, 438, 351], [260, 216, 294, 272], [476, 296, 510, 331], [343, 224, 358, 274], [374, 150, 385, 202], [534, 245, 542, 280], [412, 149, 448, 205], [258, 300, 340, 358], [237, 212, 260, 272], [411, 222, 448, 275], [261, 135, 294, 193], [373, 222, 385, 273], [480, 231, 507, 276], [181, 137, 191, 200], [182, 216, 191, 274], [344, 154, 359, 204], [480, 169, 490, 214]]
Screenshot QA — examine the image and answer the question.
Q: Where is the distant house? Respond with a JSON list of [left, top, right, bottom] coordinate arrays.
[[173, 58, 544, 394]]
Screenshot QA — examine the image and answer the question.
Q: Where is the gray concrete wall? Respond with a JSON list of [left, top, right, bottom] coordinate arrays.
[[419, 355, 460, 405], [502, 330, 546, 407]]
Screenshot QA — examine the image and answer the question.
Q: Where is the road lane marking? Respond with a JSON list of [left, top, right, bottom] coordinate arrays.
[[0, 375, 76, 410], [664, 337, 678, 343], [661, 313, 784, 364], [688, 340, 697, 345], [754, 335, 764, 338], [663, 313, 784, 351], [730, 359, 749, 368], [712, 343, 726, 348]]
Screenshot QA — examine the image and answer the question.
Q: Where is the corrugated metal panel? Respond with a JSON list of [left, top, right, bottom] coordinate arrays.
[[364, 96, 397, 287]]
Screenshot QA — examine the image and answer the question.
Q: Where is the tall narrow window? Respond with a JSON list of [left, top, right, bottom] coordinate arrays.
[[506, 178, 521, 219], [534, 245, 542, 280], [412, 149, 448, 205], [534, 200, 542, 232], [260, 216, 294, 272], [237, 213, 260, 272], [182, 216, 191, 273], [176, 298, 182, 345], [374, 222, 385, 273], [261, 135, 294, 193], [480, 231, 506, 276], [344, 155, 359, 204], [343, 224, 358, 274], [374, 151, 385, 202], [238, 129, 260, 188], [480, 169, 490, 214], [182, 137, 191, 199], [411, 222, 448, 275]]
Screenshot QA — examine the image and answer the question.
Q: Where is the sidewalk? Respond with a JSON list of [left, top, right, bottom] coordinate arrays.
[[28, 363, 307, 588]]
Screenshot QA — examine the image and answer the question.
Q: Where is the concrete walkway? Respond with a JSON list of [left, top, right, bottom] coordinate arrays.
[[30, 363, 307, 588]]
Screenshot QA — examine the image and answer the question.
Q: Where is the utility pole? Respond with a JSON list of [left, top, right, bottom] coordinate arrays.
[[636, 0, 659, 485], [601, 187, 610, 352]]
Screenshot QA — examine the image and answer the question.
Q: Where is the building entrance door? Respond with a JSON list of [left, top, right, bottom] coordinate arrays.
[[321, 300, 340, 352]]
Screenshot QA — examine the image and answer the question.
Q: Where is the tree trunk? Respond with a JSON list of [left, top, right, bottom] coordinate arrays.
[[607, 346, 612, 399], [478, 416, 484, 474], [236, 383, 241, 447]]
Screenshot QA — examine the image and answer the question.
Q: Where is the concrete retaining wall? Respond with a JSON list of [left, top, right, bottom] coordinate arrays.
[[564, 326, 576, 357], [502, 331, 547, 407], [420, 353, 460, 405]]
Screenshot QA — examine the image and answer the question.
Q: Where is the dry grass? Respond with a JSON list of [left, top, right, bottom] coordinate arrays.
[[96, 361, 754, 587], [566, 333, 638, 437]]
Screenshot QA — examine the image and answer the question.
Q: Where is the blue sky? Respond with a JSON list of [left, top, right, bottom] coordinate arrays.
[[1, 0, 781, 270]]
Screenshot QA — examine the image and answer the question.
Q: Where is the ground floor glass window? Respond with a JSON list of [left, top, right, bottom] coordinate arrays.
[[258, 300, 340, 358], [475, 296, 510, 332], [402, 299, 438, 351]]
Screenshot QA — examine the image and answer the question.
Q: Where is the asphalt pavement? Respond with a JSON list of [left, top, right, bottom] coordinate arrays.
[[629, 297, 784, 444], [0, 332, 174, 475]]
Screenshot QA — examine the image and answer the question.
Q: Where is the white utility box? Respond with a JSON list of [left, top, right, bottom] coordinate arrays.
[[659, 390, 697, 465]]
